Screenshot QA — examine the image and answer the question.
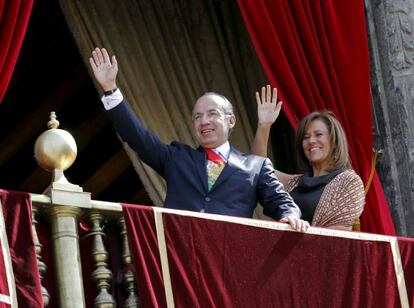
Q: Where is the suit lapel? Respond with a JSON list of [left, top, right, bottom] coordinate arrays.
[[192, 146, 208, 192], [210, 148, 246, 191]]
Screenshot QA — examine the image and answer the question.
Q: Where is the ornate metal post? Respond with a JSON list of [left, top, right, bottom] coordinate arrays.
[[34, 112, 91, 308], [119, 216, 140, 307], [31, 206, 50, 306], [90, 211, 116, 307]]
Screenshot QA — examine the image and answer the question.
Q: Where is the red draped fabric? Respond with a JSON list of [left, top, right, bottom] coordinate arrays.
[[398, 237, 414, 307], [0, 190, 43, 307], [123, 204, 166, 308], [0, 244, 8, 305], [237, 0, 395, 235], [123, 205, 411, 307], [0, 0, 34, 102]]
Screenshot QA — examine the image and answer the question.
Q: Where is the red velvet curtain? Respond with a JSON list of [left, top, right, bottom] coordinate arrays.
[[0, 0, 34, 102], [0, 190, 43, 307], [237, 0, 395, 235]]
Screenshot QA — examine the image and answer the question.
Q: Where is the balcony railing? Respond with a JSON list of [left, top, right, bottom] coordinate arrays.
[[25, 112, 139, 307], [30, 192, 138, 307], [1, 112, 412, 308]]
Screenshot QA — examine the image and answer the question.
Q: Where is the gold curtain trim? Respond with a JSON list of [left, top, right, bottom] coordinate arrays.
[[354, 148, 382, 231], [364, 148, 382, 194]]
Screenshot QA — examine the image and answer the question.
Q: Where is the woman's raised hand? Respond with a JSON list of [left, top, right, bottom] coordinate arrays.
[[255, 85, 283, 126]]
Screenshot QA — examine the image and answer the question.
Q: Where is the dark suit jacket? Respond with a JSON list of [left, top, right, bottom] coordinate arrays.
[[106, 101, 301, 220]]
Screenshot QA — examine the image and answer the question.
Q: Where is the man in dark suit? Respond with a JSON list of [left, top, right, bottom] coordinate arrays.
[[89, 47, 309, 232]]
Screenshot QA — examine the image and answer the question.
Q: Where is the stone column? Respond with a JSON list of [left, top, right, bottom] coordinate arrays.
[[50, 205, 84, 308], [365, 0, 414, 236], [48, 187, 91, 308]]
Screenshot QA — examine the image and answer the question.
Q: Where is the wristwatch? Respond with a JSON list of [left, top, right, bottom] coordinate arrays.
[[103, 88, 118, 96]]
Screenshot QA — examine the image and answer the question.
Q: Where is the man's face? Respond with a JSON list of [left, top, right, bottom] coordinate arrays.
[[192, 94, 236, 148]]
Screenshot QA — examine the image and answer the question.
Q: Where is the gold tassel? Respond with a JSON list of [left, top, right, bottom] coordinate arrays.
[[353, 148, 382, 231], [364, 148, 383, 194]]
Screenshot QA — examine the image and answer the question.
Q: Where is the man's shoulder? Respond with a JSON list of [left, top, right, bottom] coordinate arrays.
[[231, 146, 265, 157], [230, 147, 269, 165], [170, 141, 203, 155]]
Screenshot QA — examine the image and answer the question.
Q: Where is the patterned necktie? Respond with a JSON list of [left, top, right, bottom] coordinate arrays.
[[205, 148, 225, 191]]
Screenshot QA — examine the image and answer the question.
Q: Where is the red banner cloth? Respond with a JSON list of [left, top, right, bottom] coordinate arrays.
[[398, 237, 414, 307], [123, 204, 411, 308], [0, 0, 34, 102], [237, 0, 395, 235], [123, 204, 166, 308], [0, 190, 43, 307], [0, 227, 10, 307]]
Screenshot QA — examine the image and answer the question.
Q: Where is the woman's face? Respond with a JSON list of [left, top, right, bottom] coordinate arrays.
[[301, 119, 332, 170]]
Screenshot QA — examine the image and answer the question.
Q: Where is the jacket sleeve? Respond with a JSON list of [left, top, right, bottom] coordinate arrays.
[[105, 100, 173, 176], [257, 158, 302, 220], [312, 170, 365, 227]]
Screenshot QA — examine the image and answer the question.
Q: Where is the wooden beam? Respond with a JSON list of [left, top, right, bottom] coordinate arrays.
[[82, 148, 131, 197], [0, 65, 88, 167]]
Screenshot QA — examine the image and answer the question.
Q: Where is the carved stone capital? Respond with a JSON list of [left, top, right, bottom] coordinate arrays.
[[385, 0, 414, 71]]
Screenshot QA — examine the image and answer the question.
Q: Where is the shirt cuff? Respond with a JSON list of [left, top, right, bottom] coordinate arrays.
[[101, 89, 123, 110]]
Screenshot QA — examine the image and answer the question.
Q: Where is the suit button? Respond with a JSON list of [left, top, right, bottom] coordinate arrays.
[[205, 197, 211, 202]]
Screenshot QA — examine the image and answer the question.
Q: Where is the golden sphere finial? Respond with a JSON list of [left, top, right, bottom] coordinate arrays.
[[34, 112, 77, 172], [47, 111, 60, 129]]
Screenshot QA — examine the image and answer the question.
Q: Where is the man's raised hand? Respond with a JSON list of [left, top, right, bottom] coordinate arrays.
[[89, 47, 118, 91]]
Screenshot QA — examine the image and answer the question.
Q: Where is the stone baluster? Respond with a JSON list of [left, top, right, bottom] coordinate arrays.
[[50, 206, 86, 307], [90, 211, 116, 307], [31, 206, 50, 306], [119, 216, 140, 307]]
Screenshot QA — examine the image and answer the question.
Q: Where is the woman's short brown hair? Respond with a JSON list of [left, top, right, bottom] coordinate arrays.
[[295, 111, 352, 173]]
